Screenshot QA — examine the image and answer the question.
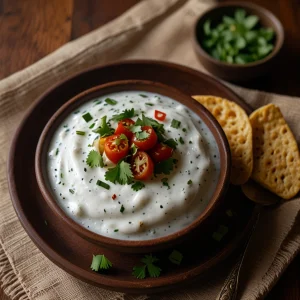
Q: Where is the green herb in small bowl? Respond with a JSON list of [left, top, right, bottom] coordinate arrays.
[[202, 9, 275, 64]]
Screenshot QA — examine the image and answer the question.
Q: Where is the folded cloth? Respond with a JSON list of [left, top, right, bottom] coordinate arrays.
[[0, 0, 299, 299]]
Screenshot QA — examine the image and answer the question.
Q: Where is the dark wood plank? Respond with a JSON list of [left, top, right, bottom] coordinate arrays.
[[0, 0, 73, 80], [71, 0, 140, 39]]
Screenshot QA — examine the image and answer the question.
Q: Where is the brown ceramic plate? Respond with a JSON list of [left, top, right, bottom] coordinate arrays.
[[8, 60, 255, 293]]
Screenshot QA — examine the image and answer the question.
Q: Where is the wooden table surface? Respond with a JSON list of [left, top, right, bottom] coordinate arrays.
[[0, 0, 299, 299]]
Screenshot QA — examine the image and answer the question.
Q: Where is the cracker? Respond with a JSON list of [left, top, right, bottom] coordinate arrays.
[[249, 104, 300, 199], [192, 95, 253, 185]]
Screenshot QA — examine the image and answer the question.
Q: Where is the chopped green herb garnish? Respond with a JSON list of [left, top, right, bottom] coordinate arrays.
[[82, 112, 93, 123], [91, 254, 112, 271], [145, 103, 154, 106], [86, 150, 104, 168], [69, 189, 75, 194], [182, 128, 187, 132], [76, 130, 85, 136], [111, 108, 135, 121], [139, 94, 148, 98], [168, 250, 183, 265], [132, 265, 146, 279], [133, 254, 161, 279], [163, 138, 178, 149], [130, 143, 138, 155], [131, 181, 145, 191], [55, 148, 59, 156], [105, 161, 133, 185], [96, 180, 110, 190], [161, 178, 170, 189], [93, 116, 114, 137], [187, 180, 193, 185], [89, 123, 95, 129], [154, 158, 175, 175], [171, 119, 181, 129], [105, 98, 118, 105], [179, 136, 184, 144], [114, 229, 119, 232], [202, 9, 275, 64], [120, 205, 125, 213]]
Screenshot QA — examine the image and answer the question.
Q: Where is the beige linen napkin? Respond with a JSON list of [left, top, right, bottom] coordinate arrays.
[[0, 0, 299, 299]]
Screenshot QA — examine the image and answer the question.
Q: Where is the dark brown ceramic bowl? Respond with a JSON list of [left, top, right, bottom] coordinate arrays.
[[193, 1, 284, 82], [35, 80, 231, 253]]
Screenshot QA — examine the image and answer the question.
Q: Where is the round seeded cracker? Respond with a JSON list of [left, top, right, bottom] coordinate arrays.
[[249, 104, 300, 199], [192, 95, 253, 185]]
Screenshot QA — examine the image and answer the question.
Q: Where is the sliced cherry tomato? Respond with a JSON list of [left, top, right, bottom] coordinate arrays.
[[115, 118, 135, 139], [154, 110, 166, 121], [132, 126, 157, 151], [131, 151, 154, 180], [149, 143, 173, 163], [104, 134, 129, 164]]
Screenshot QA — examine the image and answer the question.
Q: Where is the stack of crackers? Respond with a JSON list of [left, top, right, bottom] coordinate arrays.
[[192, 96, 300, 201]]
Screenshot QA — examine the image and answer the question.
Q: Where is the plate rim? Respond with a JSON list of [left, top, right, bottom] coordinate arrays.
[[7, 59, 255, 293]]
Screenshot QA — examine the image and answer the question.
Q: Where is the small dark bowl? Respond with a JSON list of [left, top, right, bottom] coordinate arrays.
[[193, 1, 284, 82], [35, 80, 231, 253]]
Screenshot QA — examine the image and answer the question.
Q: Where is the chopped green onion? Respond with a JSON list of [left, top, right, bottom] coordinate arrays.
[[76, 130, 86, 136], [171, 119, 181, 129], [69, 189, 75, 194], [139, 94, 148, 98], [82, 112, 93, 123], [55, 148, 59, 155], [187, 180, 192, 185], [96, 180, 110, 190], [179, 137, 184, 144], [168, 250, 183, 265], [105, 98, 118, 105], [120, 205, 125, 213], [89, 123, 95, 129], [145, 103, 154, 106], [114, 229, 119, 232]]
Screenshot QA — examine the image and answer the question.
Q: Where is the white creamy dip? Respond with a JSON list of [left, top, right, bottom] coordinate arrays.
[[47, 91, 220, 240]]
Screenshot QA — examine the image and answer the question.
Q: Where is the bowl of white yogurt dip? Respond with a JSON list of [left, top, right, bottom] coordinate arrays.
[[35, 80, 231, 253]]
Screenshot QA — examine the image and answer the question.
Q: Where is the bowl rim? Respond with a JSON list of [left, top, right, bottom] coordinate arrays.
[[193, 0, 285, 68], [35, 79, 231, 250]]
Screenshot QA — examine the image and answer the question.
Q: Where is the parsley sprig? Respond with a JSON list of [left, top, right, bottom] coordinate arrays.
[[93, 116, 114, 137], [90, 254, 112, 272], [132, 254, 161, 279], [111, 108, 135, 122], [86, 150, 104, 168], [105, 161, 133, 185]]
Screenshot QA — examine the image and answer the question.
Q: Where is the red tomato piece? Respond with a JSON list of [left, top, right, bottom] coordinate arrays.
[[115, 118, 135, 139], [131, 151, 154, 180], [104, 134, 129, 164], [132, 126, 157, 151], [149, 143, 173, 163], [154, 110, 166, 121]]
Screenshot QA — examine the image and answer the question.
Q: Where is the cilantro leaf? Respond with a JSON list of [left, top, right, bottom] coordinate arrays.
[[154, 158, 175, 175], [132, 254, 161, 279], [90, 254, 112, 271], [111, 108, 135, 121], [105, 161, 133, 185], [132, 265, 146, 279], [86, 150, 104, 168], [135, 130, 149, 140], [130, 143, 138, 155], [163, 138, 178, 149], [129, 125, 142, 133], [131, 181, 145, 191], [93, 116, 114, 137], [114, 133, 127, 145], [135, 115, 165, 134]]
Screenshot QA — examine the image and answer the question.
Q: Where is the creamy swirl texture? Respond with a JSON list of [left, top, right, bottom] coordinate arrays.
[[47, 91, 220, 240]]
